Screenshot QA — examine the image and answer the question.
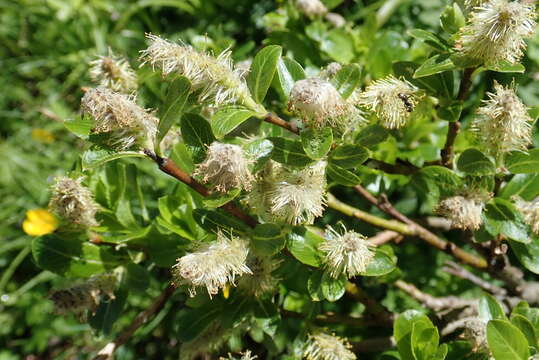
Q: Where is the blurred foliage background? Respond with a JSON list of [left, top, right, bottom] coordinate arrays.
[[1, 0, 538, 359]]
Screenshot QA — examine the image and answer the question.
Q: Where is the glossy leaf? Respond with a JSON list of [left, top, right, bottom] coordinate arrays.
[[506, 150, 539, 174], [301, 128, 333, 160], [157, 76, 191, 151], [268, 137, 313, 167], [252, 223, 286, 256], [211, 106, 256, 138], [457, 149, 495, 176], [510, 237, 539, 274], [408, 29, 449, 51], [247, 45, 282, 103], [327, 163, 361, 186], [414, 54, 455, 78], [287, 227, 325, 267], [82, 148, 145, 170], [274, 57, 305, 99], [361, 247, 396, 276], [329, 144, 369, 168], [487, 319, 530, 360], [478, 293, 507, 323], [356, 124, 389, 147], [483, 198, 529, 243], [500, 174, 539, 201], [333, 63, 361, 98]]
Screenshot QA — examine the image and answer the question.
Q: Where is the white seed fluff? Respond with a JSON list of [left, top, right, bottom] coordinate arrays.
[[296, 0, 328, 18], [320, 225, 375, 278], [49, 176, 99, 228], [359, 75, 419, 129], [515, 196, 539, 234], [435, 195, 485, 230], [172, 232, 252, 298], [456, 0, 536, 67], [89, 51, 138, 93], [303, 332, 356, 360], [194, 142, 254, 192]]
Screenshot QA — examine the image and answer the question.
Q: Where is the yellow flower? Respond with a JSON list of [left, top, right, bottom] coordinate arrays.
[[31, 129, 55, 144], [22, 209, 58, 236]]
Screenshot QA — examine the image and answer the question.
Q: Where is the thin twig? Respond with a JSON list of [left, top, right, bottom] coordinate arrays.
[[144, 149, 258, 228], [443, 260, 506, 296], [440, 67, 475, 168], [394, 280, 475, 312], [353, 185, 488, 269], [264, 113, 299, 134], [93, 284, 176, 360], [365, 158, 419, 175], [368, 230, 403, 246]]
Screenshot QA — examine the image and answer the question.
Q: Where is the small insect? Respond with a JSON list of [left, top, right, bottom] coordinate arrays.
[[397, 93, 414, 112]]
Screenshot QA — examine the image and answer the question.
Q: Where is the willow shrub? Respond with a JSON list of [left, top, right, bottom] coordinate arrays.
[[28, 1, 539, 359]]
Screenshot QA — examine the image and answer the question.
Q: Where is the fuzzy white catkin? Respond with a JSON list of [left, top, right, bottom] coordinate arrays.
[[289, 78, 364, 132], [194, 142, 254, 192], [89, 51, 138, 93], [81, 87, 158, 150], [435, 195, 485, 230], [248, 161, 327, 225], [358, 75, 419, 129], [319, 225, 375, 278], [295, 0, 328, 18], [515, 196, 539, 234], [140, 35, 262, 113], [472, 81, 533, 157], [172, 232, 252, 297], [303, 332, 356, 360], [49, 176, 99, 228], [457, 0, 536, 67]]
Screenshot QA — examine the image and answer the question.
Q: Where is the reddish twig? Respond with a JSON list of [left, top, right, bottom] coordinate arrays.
[[144, 149, 258, 228], [264, 113, 299, 134], [440, 67, 475, 168]]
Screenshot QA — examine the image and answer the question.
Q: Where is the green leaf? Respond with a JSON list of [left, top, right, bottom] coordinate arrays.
[[411, 320, 440, 360], [394, 310, 433, 360], [125, 263, 150, 293], [180, 113, 216, 149], [320, 28, 355, 63], [356, 124, 389, 147], [88, 286, 127, 336], [301, 128, 333, 160], [483, 198, 529, 243], [327, 163, 362, 186], [457, 149, 495, 176], [332, 63, 362, 98], [193, 209, 250, 235], [486, 61, 526, 73], [245, 138, 274, 172], [509, 236, 539, 274], [487, 319, 530, 360], [510, 314, 537, 348], [32, 234, 125, 278], [64, 115, 93, 139], [408, 29, 449, 52], [287, 227, 325, 267], [329, 144, 369, 168], [320, 272, 346, 302], [81, 147, 145, 170], [247, 45, 282, 104], [307, 271, 346, 302], [361, 248, 396, 276], [478, 293, 507, 323], [157, 76, 191, 152], [506, 150, 539, 174], [268, 137, 314, 167], [202, 189, 241, 209], [500, 174, 539, 201], [512, 303, 539, 336], [417, 166, 462, 190], [440, 3, 465, 34], [393, 61, 454, 98], [211, 106, 256, 139], [307, 270, 325, 301], [274, 57, 305, 99], [252, 223, 286, 256], [177, 302, 223, 342], [437, 103, 462, 122], [414, 54, 456, 78]]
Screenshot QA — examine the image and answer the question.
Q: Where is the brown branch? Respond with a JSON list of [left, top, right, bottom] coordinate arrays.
[[353, 185, 488, 269], [440, 67, 475, 168], [394, 280, 475, 312], [346, 282, 394, 327], [368, 230, 403, 246], [443, 260, 506, 296], [144, 149, 258, 228], [93, 284, 176, 360], [264, 113, 299, 134]]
